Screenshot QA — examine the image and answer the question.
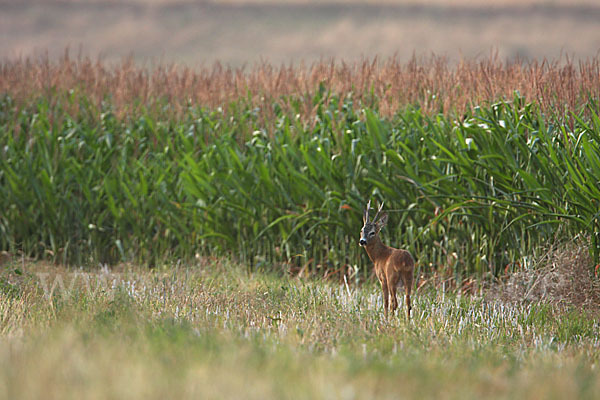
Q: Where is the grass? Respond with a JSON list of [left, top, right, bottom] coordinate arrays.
[[1, 260, 599, 399]]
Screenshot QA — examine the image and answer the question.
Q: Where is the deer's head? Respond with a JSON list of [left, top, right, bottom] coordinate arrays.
[[359, 200, 388, 246]]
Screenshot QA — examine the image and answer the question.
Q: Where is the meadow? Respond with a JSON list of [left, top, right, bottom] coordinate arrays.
[[2, 54, 600, 398], [1, 261, 600, 399]]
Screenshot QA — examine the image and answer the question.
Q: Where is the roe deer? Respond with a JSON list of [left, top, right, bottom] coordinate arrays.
[[359, 200, 414, 319]]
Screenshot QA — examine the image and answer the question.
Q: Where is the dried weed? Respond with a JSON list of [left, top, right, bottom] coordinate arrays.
[[489, 237, 600, 311]]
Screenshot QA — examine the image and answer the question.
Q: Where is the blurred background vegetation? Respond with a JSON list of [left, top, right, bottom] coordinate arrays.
[[2, 0, 600, 66]]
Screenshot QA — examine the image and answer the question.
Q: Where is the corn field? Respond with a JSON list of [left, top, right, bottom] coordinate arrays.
[[1, 55, 600, 279]]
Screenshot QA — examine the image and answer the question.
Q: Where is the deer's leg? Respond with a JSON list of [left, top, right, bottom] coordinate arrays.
[[405, 291, 412, 320], [389, 283, 398, 314], [381, 279, 389, 316], [402, 273, 413, 320]]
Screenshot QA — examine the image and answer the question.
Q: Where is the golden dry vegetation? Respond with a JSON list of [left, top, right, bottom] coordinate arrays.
[[2, 52, 599, 118]]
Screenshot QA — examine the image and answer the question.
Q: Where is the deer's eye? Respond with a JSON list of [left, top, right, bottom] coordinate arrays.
[[369, 231, 375, 237]]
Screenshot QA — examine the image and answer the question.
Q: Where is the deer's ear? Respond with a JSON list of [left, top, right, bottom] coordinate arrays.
[[377, 213, 388, 230]]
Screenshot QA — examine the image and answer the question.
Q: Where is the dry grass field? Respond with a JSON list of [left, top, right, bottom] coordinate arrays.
[[1, 259, 599, 399], [2, 0, 600, 66]]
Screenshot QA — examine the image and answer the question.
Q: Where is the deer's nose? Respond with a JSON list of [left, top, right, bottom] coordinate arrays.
[[359, 238, 367, 246]]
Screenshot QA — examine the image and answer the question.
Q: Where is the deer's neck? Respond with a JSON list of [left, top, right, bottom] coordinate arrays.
[[364, 236, 391, 264]]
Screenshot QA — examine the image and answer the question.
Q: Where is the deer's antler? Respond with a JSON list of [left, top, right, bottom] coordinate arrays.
[[373, 201, 384, 222]]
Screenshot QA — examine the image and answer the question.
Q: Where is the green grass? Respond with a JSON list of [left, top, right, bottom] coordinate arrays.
[[1, 261, 599, 399], [2, 92, 600, 278]]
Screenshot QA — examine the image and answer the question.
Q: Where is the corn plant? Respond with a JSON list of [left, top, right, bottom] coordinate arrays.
[[1, 92, 599, 278]]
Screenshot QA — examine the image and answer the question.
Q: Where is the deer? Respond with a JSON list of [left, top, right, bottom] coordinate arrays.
[[359, 200, 414, 319]]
